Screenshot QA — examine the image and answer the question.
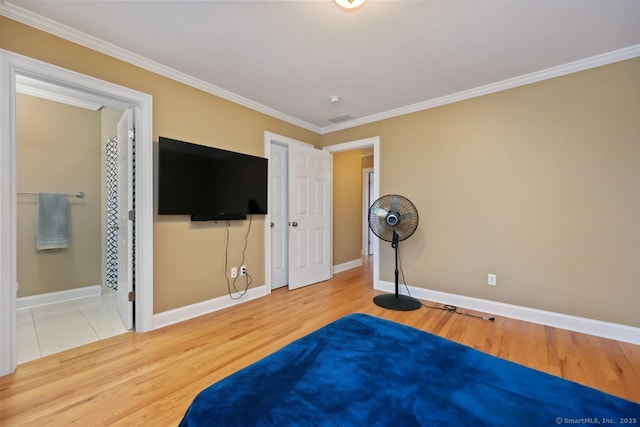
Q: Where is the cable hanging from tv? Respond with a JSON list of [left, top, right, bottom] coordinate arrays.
[[224, 214, 254, 300]]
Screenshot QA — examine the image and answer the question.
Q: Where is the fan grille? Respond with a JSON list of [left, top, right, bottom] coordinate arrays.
[[368, 194, 419, 242]]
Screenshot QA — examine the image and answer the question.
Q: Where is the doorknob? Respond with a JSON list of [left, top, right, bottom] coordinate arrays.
[[270, 222, 274, 228], [290, 221, 298, 227]]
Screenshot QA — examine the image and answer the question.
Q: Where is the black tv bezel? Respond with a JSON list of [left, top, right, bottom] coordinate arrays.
[[158, 137, 268, 220]]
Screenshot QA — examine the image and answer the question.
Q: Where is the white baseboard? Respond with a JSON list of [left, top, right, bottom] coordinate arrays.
[[377, 280, 640, 345], [153, 285, 267, 330], [17, 284, 102, 310], [333, 258, 363, 274]]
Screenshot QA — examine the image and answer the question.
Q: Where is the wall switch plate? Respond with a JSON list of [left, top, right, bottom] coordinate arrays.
[[231, 267, 238, 278], [240, 265, 247, 276], [488, 274, 497, 286]]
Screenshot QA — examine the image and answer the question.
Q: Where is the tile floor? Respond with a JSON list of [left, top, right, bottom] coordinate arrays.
[[17, 293, 129, 364]]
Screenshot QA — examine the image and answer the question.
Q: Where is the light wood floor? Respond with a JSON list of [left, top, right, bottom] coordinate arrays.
[[1, 258, 638, 425]]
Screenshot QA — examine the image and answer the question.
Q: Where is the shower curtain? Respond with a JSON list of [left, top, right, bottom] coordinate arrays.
[[105, 136, 118, 289]]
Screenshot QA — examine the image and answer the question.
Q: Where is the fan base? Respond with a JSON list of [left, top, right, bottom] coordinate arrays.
[[373, 294, 421, 311]]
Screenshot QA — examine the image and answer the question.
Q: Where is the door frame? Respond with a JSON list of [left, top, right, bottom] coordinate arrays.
[[0, 50, 154, 376], [362, 167, 374, 256], [323, 137, 380, 289], [268, 142, 289, 290]]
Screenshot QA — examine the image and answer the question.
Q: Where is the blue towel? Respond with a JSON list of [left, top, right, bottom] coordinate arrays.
[[36, 193, 69, 250]]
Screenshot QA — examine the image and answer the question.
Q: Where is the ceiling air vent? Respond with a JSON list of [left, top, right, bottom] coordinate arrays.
[[328, 114, 355, 124]]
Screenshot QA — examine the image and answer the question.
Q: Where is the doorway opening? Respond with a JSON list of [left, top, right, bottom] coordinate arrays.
[[323, 137, 380, 288], [0, 51, 154, 376], [14, 81, 133, 363]]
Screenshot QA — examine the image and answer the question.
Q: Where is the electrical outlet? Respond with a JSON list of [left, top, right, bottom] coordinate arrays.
[[231, 267, 238, 278], [488, 274, 496, 286], [240, 265, 247, 276]]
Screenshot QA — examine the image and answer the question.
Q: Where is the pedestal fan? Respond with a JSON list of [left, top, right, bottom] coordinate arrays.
[[369, 194, 421, 311]]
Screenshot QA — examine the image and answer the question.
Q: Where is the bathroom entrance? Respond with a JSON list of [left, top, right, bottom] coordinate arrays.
[[0, 50, 154, 376], [14, 77, 134, 362]]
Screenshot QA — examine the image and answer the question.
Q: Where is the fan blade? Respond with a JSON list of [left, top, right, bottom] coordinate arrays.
[[390, 196, 399, 213], [398, 213, 415, 223], [370, 207, 389, 219]]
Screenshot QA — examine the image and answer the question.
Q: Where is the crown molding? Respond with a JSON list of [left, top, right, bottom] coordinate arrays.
[[0, 2, 322, 134], [3, 2, 638, 136], [321, 44, 640, 134]]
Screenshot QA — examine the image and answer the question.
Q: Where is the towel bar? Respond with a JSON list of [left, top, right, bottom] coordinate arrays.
[[17, 191, 85, 199]]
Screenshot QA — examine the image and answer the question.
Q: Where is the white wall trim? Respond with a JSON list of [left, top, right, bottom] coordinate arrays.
[[0, 50, 17, 376], [264, 131, 314, 149], [3, 3, 638, 136], [153, 286, 267, 330], [16, 82, 102, 111], [378, 281, 640, 345], [362, 167, 373, 256], [321, 44, 640, 133], [333, 258, 363, 274], [17, 285, 102, 310]]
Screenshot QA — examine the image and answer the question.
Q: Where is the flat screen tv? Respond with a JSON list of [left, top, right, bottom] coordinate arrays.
[[158, 136, 268, 220]]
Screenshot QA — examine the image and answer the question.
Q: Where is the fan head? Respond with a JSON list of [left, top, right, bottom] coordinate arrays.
[[368, 194, 419, 243]]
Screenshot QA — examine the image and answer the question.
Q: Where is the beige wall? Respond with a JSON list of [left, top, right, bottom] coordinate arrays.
[[4, 17, 640, 328], [332, 150, 364, 265], [362, 155, 373, 170], [16, 94, 102, 297], [2, 17, 320, 313], [321, 58, 640, 328]]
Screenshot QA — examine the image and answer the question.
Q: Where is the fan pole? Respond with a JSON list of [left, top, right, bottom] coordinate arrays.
[[392, 231, 400, 297], [373, 231, 422, 311]]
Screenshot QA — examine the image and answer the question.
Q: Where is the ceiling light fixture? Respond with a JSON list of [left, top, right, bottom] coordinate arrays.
[[334, 0, 366, 10], [330, 96, 341, 105]]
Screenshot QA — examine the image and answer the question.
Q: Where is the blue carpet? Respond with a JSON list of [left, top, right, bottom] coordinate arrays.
[[180, 313, 640, 426]]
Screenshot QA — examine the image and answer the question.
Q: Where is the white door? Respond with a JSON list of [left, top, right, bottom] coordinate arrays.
[[270, 144, 289, 289], [288, 144, 331, 290], [116, 108, 134, 330]]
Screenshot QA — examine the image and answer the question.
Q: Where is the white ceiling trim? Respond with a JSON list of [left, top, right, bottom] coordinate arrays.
[[3, 2, 639, 136], [322, 43, 640, 134]]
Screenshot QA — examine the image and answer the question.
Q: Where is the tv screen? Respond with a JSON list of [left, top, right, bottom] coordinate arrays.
[[158, 137, 268, 219]]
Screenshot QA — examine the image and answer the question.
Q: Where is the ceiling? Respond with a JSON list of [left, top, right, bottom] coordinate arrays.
[[3, 0, 640, 133]]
